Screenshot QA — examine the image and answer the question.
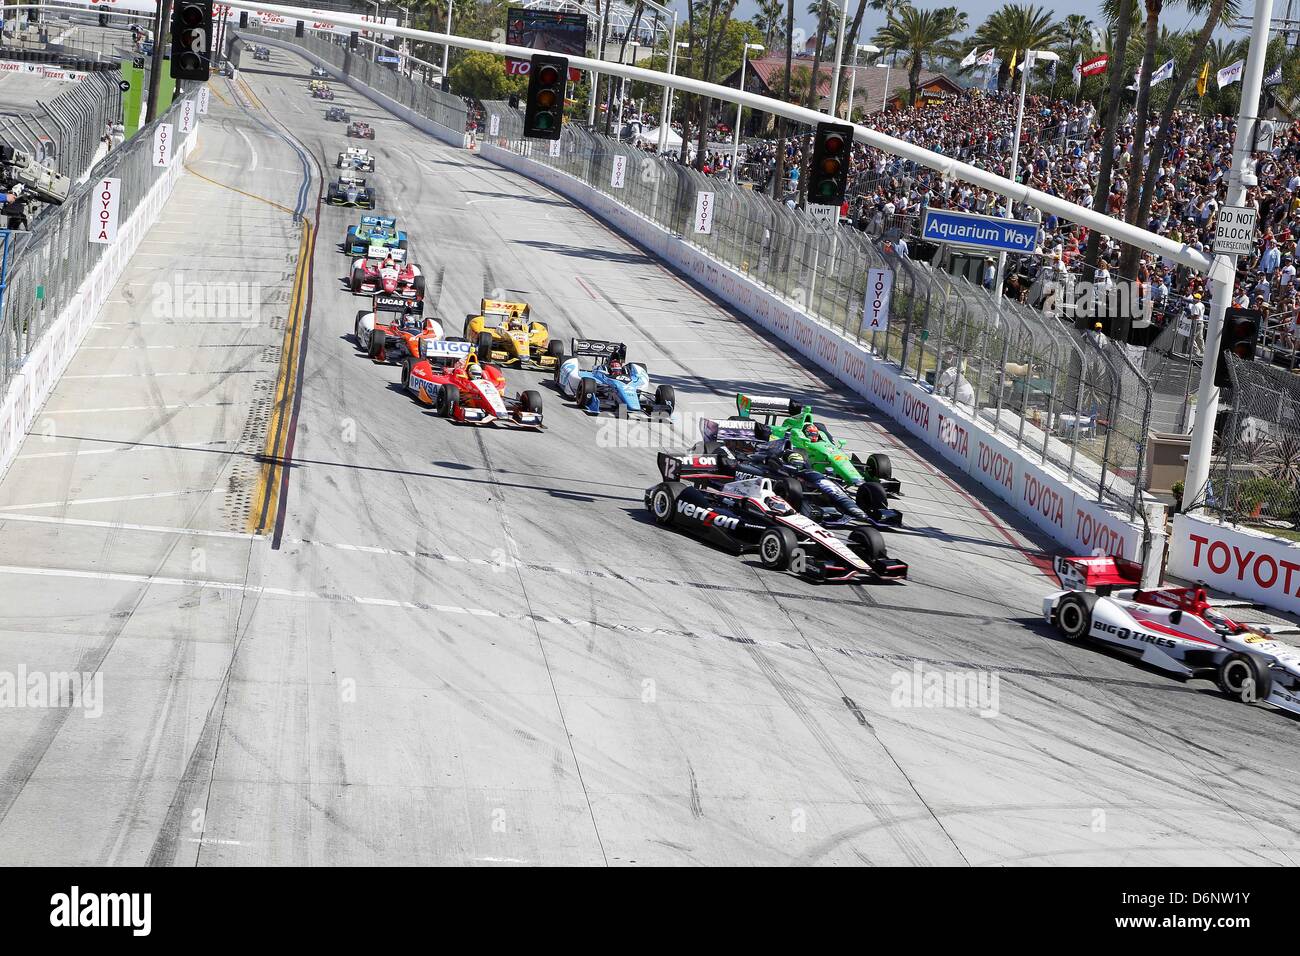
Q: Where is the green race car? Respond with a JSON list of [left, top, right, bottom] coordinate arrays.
[[735, 393, 900, 494]]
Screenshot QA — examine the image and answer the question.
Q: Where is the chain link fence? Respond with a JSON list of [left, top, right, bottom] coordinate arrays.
[[0, 94, 198, 391], [1209, 354, 1300, 531]]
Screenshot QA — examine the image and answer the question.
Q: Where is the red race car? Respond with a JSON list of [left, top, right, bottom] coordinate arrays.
[[349, 253, 425, 299], [355, 294, 444, 364], [347, 121, 375, 139], [404, 344, 544, 429]]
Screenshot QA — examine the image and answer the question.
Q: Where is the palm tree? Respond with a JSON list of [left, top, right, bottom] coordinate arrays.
[[970, 4, 1063, 92], [1082, 0, 1137, 279], [795, 0, 837, 204], [870, 5, 963, 106], [1060, 14, 1092, 99], [752, 0, 785, 49], [771, 0, 797, 198]]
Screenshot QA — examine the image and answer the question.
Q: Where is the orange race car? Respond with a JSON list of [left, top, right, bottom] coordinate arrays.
[[354, 294, 444, 364], [403, 343, 544, 429]]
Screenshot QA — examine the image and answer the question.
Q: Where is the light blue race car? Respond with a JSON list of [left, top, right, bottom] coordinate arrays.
[[344, 215, 407, 259], [554, 338, 676, 418]]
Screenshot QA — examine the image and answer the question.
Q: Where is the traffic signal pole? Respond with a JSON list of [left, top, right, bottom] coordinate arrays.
[[1183, 0, 1273, 514], [145, 0, 173, 124]]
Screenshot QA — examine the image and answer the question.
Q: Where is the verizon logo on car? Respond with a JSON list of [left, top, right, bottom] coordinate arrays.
[[677, 501, 739, 529]]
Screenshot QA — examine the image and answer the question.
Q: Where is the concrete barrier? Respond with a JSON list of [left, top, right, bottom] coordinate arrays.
[[1168, 512, 1300, 611], [0, 128, 198, 484], [479, 141, 1154, 563]]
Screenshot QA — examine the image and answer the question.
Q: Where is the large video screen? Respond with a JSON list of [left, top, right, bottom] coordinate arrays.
[[505, 8, 587, 82]]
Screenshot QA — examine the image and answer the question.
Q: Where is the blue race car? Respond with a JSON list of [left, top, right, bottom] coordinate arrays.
[[554, 338, 676, 418], [344, 216, 407, 259]]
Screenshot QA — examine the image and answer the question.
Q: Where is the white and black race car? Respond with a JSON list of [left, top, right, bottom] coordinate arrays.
[[1044, 555, 1300, 716]]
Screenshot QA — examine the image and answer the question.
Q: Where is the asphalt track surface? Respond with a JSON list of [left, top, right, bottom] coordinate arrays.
[[0, 49, 1296, 866]]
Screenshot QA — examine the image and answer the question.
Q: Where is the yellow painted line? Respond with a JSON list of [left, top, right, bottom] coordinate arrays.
[[207, 79, 232, 107], [183, 162, 298, 217], [237, 76, 266, 112], [246, 221, 311, 536]]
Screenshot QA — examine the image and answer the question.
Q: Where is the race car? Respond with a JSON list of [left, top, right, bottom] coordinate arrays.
[[347, 121, 375, 139], [554, 339, 675, 418], [311, 66, 330, 78], [325, 106, 350, 122], [344, 215, 406, 259], [403, 345, 544, 429], [463, 299, 561, 369], [1044, 556, 1300, 715], [735, 393, 899, 495], [354, 294, 442, 363], [309, 79, 328, 92], [337, 146, 376, 171], [348, 252, 424, 298], [644, 473, 907, 583], [313, 86, 335, 100], [327, 173, 376, 209], [253, 47, 270, 61], [662, 417, 903, 529]]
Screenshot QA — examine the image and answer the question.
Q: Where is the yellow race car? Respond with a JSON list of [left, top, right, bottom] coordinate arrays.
[[464, 298, 562, 369], [309, 79, 329, 93]]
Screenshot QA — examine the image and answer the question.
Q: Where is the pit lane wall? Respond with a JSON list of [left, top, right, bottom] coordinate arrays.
[[235, 31, 469, 149], [479, 141, 1150, 562], [0, 130, 199, 482], [1168, 513, 1300, 612]]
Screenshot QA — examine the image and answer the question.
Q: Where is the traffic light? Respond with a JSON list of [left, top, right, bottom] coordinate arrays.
[[523, 54, 566, 140], [349, 31, 359, 51], [295, 20, 304, 38], [807, 122, 853, 207], [239, 12, 248, 27], [1216, 307, 1260, 388], [169, 0, 212, 80]]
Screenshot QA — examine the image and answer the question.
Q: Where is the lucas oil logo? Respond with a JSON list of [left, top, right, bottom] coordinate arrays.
[[677, 500, 740, 530]]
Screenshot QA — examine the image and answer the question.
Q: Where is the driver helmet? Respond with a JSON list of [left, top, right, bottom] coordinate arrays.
[[508, 315, 525, 331], [607, 359, 625, 378], [465, 361, 484, 380], [785, 450, 807, 468], [382, 254, 395, 269], [803, 423, 822, 443]]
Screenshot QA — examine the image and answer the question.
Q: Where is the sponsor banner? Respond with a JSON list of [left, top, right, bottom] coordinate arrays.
[[863, 267, 892, 333], [62, 0, 157, 12], [1169, 513, 1300, 613], [198, 86, 210, 115], [693, 191, 714, 234], [610, 154, 626, 189], [88, 177, 121, 244], [179, 98, 195, 134], [1080, 54, 1108, 77], [489, 114, 500, 136], [0, 60, 87, 81], [152, 122, 173, 167], [219, 7, 396, 38]]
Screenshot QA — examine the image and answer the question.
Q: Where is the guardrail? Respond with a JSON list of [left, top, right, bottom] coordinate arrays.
[[0, 94, 199, 393]]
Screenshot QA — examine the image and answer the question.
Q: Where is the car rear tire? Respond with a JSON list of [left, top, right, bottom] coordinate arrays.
[[776, 479, 804, 512], [759, 527, 798, 571], [520, 390, 542, 413], [400, 358, 413, 388], [655, 384, 676, 411], [553, 355, 568, 386], [368, 330, 385, 361], [1217, 653, 1272, 704], [649, 484, 678, 526], [546, 340, 564, 359], [349, 265, 363, 294], [856, 481, 889, 517], [867, 453, 893, 481], [475, 331, 494, 362], [848, 526, 887, 561], [576, 377, 597, 408], [398, 238, 408, 252], [437, 384, 460, 417], [1055, 593, 1095, 641], [412, 273, 426, 298]]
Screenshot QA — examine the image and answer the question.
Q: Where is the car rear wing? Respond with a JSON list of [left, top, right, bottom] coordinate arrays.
[[367, 243, 405, 262], [480, 298, 529, 320], [700, 417, 770, 447], [735, 393, 805, 422], [1053, 555, 1142, 594], [374, 294, 422, 315], [657, 451, 731, 482], [360, 215, 395, 227], [570, 338, 626, 361], [421, 338, 473, 364]]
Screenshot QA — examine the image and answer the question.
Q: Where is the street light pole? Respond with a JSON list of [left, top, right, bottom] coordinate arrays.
[[879, 57, 892, 111], [827, 0, 849, 115], [440, 0, 452, 80], [657, 10, 677, 153], [732, 43, 762, 180], [1186, 0, 1274, 512], [587, 3, 606, 126], [989, 48, 1036, 302], [846, 44, 879, 120]]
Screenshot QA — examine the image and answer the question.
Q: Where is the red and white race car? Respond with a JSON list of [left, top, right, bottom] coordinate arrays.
[[355, 294, 443, 364], [347, 121, 375, 139], [1044, 555, 1300, 716], [349, 253, 425, 299], [403, 343, 543, 429]]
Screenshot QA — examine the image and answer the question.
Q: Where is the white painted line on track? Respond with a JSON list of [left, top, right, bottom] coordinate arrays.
[[40, 401, 250, 415], [78, 345, 263, 350], [62, 371, 262, 379], [17, 440, 234, 460], [0, 512, 255, 539], [0, 490, 206, 511], [237, 127, 259, 171]]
